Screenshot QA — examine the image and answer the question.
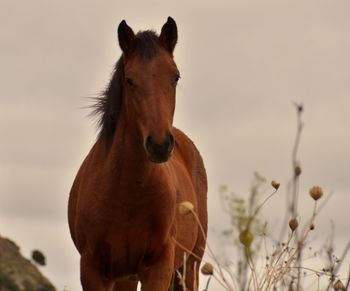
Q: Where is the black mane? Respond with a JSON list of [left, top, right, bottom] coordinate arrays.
[[91, 30, 162, 137]]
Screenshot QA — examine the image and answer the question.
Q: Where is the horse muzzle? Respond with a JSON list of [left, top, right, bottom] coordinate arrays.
[[145, 133, 175, 163]]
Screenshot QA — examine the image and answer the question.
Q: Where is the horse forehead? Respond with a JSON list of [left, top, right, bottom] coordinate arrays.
[[126, 53, 177, 75]]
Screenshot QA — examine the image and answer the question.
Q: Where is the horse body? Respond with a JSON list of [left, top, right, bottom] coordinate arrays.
[[68, 17, 207, 291]]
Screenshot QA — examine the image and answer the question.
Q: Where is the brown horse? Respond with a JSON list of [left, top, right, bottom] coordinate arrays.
[[68, 17, 207, 291]]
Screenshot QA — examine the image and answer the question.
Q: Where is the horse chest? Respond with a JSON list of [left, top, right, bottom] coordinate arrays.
[[92, 206, 175, 277], [82, 179, 177, 274]]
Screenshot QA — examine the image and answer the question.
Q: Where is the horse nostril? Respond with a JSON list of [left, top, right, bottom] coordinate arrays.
[[146, 135, 153, 150], [168, 133, 174, 144], [167, 133, 175, 151]]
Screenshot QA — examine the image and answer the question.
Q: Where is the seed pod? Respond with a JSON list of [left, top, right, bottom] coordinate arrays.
[[179, 201, 194, 215], [289, 218, 299, 231], [333, 279, 345, 291], [309, 186, 323, 201], [239, 229, 254, 248], [271, 180, 280, 190], [201, 262, 214, 275], [294, 166, 302, 177]]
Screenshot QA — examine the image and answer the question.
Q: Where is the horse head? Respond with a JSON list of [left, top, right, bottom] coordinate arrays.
[[118, 17, 179, 163]]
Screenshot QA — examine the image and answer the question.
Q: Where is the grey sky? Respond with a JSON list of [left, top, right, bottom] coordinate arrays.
[[1, 0, 349, 290]]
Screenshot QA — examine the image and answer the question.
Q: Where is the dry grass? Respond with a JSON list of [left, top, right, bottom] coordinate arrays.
[[177, 104, 350, 291]]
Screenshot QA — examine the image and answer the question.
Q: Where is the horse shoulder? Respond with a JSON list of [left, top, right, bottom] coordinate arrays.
[[173, 127, 207, 192], [68, 138, 110, 253]]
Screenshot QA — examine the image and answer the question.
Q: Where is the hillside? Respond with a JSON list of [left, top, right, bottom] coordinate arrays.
[[0, 235, 56, 291]]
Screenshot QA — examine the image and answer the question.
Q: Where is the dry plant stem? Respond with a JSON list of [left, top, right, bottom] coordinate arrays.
[[326, 222, 336, 291], [172, 236, 235, 290], [221, 264, 239, 291], [293, 202, 318, 291], [291, 103, 303, 217], [245, 250, 256, 290], [325, 240, 350, 291], [260, 232, 294, 290], [264, 259, 283, 290], [293, 109, 303, 291], [172, 211, 236, 291], [245, 248, 259, 291], [264, 200, 319, 291], [212, 274, 232, 291], [256, 256, 269, 289], [182, 252, 187, 291], [190, 209, 236, 291], [175, 270, 184, 291], [246, 273, 253, 291], [253, 190, 278, 217], [278, 105, 303, 245], [296, 242, 303, 291], [248, 176, 261, 217], [274, 232, 294, 266], [193, 261, 197, 291], [298, 204, 316, 238], [203, 275, 212, 291], [223, 265, 236, 288], [169, 273, 175, 291], [278, 179, 292, 243], [294, 180, 301, 291], [171, 237, 201, 261], [284, 266, 329, 277], [316, 190, 334, 215], [261, 236, 294, 289], [345, 265, 350, 291]]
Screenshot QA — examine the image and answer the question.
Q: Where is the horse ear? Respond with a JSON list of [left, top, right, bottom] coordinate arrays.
[[159, 17, 177, 54], [118, 20, 136, 57]]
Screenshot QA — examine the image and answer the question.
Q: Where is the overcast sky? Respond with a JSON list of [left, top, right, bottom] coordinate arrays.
[[1, 0, 349, 290]]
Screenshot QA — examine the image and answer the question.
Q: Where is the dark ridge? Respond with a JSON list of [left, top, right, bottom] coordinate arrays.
[[91, 30, 163, 137]]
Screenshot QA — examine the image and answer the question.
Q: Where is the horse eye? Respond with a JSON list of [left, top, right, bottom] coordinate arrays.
[[174, 74, 180, 84], [126, 77, 134, 86]]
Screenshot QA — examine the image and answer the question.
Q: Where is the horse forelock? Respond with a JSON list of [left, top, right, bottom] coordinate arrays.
[[135, 30, 162, 59]]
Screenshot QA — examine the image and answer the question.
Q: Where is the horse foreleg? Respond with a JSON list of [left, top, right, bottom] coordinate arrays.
[[80, 255, 114, 291], [139, 241, 175, 291]]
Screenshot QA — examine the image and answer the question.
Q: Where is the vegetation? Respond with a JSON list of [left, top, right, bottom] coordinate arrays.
[[177, 105, 349, 290], [0, 236, 55, 291], [32, 250, 46, 267]]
